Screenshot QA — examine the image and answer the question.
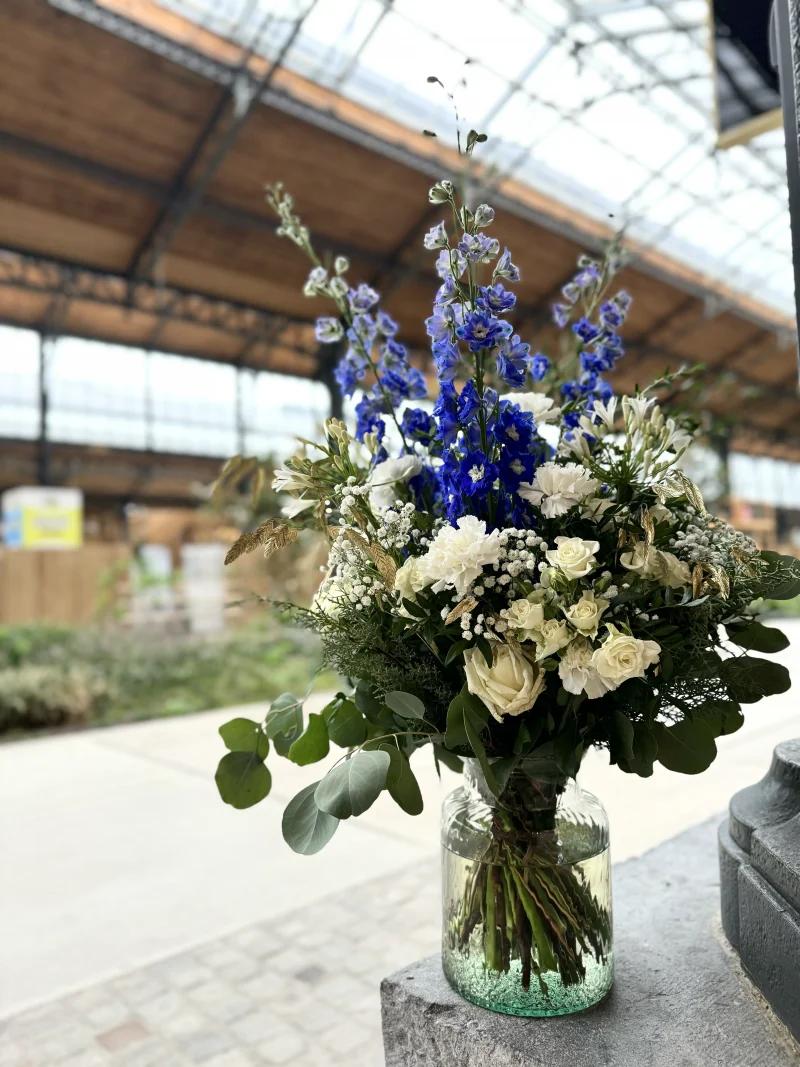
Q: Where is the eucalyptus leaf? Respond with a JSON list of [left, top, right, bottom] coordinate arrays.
[[754, 551, 800, 601], [608, 710, 634, 764], [323, 698, 367, 748], [445, 689, 469, 748], [385, 691, 426, 720], [696, 699, 744, 737], [215, 751, 272, 809], [288, 713, 330, 766], [219, 717, 269, 759], [620, 723, 658, 777], [314, 750, 391, 819], [721, 656, 791, 704], [463, 704, 498, 794], [380, 744, 424, 815], [433, 744, 463, 775], [444, 639, 471, 666], [655, 719, 717, 775], [726, 621, 789, 654], [265, 693, 303, 739], [282, 782, 339, 855]]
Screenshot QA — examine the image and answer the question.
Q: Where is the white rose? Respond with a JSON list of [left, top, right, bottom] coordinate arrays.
[[464, 643, 546, 723], [419, 516, 502, 597], [502, 597, 545, 637], [582, 497, 614, 521], [535, 618, 572, 659], [591, 624, 660, 690], [368, 455, 423, 512], [558, 638, 613, 700], [619, 542, 659, 575], [563, 590, 609, 639], [499, 392, 560, 423], [545, 536, 600, 579], [649, 504, 672, 525], [312, 575, 351, 620], [518, 462, 599, 518], [654, 551, 691, 589], [393, 556, 430, 601]]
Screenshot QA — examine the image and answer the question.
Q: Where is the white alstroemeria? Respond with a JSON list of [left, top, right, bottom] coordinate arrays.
[[662, 418, 692, 456], [418, 516, 502, 597], [545, 536, 600, 579], [592, 397, 618, 430], [499, 392, 560, 423], [559, 432, 592, 461], [517, 463, 598, 518], [273, 464, 314, 493], [563, 590, 610, 639], [622, 394, 654, 433], [591, 625, 660, 689], [280, 495, 316, 519], [558, 638, 613, 699], [367, 455, 423, 511]]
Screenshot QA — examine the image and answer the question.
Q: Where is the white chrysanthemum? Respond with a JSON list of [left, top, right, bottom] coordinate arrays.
[[418, 516, 502, 597], [367, 456, 423, 512], [518, 463, 599, 518], [499, 392, 560, 423]]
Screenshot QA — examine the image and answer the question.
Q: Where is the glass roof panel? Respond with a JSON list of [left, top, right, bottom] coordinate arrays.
[[160, 0, 794, 320]]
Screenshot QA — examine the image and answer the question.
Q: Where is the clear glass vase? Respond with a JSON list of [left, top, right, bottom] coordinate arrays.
[[441, 758, 613, 1016]]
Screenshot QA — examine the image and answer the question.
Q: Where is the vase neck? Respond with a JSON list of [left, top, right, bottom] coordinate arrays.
[[463, 758, 576, 810]]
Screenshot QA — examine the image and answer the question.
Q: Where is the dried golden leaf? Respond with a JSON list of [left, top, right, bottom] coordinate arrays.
[[640, 507, 655, 550], [652, 483, 669, 505], [691, 563, 705, 600], [341, 528, 369, 553], [617, 528, 628, 549], [445, 597, 479, 626], [250, 467, 265, 509], [263, 525, 299, 560], [367, 543, 397, 589], [505, 633, 523, 657], [224, 520, 276, 565], [706, 563, 730, 599], [219, 454, 244, 480], [676, 471, 705, 514]]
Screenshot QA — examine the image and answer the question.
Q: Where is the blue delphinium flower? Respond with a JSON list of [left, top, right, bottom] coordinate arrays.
[[552, 303, 570, 328], [572, 318, 601, 345], [423, 222, 448, 250], [495, 334, 531, 388], [494, 403, 534, 452], [376, 310, 398, 336], [315, 317, 344, 344], [436, 249, 467, 279], [435, 272, 459, 306], [334, 349, 368, 397], [493, 248, 520, 282], [498, 449, 536, 488], [382, 366, 427, 404], [477, 282, 516, 313], [432, 340, 460, 382], [378, 337, 407, 372], [347, 314, 376, 350], [401, 407, 436, 442], [530, 352, 550, 381], [348, 283, 380, 314], [456, 309, 512, 352], [426, 304, 457, 344], [456, 380, 483, 425], [458, 451, 498, 497], [355, 395, 386, 442], [458, 232, 500, 263], [599, 300, 624, 328], [433, 381, 460, 446]]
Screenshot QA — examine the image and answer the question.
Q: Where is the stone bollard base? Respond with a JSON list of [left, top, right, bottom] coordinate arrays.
[[381, 819, 800, 1067]]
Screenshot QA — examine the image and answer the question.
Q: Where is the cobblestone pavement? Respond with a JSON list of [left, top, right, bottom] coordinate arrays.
[[0, 859, 440, 1067]]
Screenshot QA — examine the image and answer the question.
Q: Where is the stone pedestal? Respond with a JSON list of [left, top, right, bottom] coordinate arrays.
[[381, 818, 800, 1067], [719, 739, 800, 1041]]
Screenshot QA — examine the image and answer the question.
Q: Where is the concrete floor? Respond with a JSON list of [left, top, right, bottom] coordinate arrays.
[[1, 621, 798, 1021]]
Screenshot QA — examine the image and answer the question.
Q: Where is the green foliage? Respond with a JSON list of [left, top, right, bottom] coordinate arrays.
[[314, 750, 391, 819], [282, 782, 339, 855], [752, 551, 800, 602], [655, 719, 717, 775], [219, 718, 269, 758], [323, 696, 367, 748], [725, 620, 789, 654], [380, 744, 424, 815], [215, 751, 272, 809], [288, 713, 330, 766], [0, 664, 113, 731], [720, 656, 791, 703], [385, 691, 426, 720]]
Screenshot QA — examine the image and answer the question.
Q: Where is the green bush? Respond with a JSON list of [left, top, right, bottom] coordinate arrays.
[[0, 664, 114, 731], [0, 620, 333, 736]]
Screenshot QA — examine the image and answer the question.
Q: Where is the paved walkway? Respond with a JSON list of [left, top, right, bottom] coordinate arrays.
[[1, 621, 797, 1065]]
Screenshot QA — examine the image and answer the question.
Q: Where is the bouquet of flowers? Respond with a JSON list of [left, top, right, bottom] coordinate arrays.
[[215, 173, 798, 1015]]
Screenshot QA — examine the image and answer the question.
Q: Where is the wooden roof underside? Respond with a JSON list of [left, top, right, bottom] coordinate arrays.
[[0, 0, 799, 461]]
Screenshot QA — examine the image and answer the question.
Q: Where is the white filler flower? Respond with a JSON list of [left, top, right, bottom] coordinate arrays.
[[464, 643, 546, 722], [367, 455, 423, 511], [419, 516, 502, 597], [545, 536, 600, 579], [518, 462, 598, 518]]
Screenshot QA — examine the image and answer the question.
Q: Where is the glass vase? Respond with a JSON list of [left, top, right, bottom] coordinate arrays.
[[441, 758, 613, 1017]]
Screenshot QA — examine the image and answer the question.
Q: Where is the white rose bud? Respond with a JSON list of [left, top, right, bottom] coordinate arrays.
[[503, 597, 545, 638], [534, 618, 572, 659], [545, 537, 600, 579], [653, 550, 691, 589], [591, 624, 661, 690], [563, 590, 610, 639], [620, 542, 659, 575], [464, 643, 546, 723], [393, 556, 430, 601]]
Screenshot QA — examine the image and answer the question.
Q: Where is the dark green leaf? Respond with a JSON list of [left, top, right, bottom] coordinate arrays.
[[288, 713, 329, 766], [489, 755, 522, 795], [608, 710, 634, 764], [427, 75, 443, 84], [726, 621, 789, 654], [463, 704, 498, 794], [354, 682, 394, 728], [385, 691, 426, 720], [513, 718, 543, 756], [476, 635, 494, 668], [323, 698, 367, 748], [433, 744, 463, 775], [655, 719, 717, 775], [380, 744, 424, 815], [444, 639, 471, 666], [620, 723, 658, 777], [445, 689, 469, 748], [695, 699, 744, 737], [422, 129, 437, 137], [659, 648, 674, 682], [314, 750, 391, 819], [282, 782, 339, 855], [219, 718, 269, 759], [755, 551, 800, 601], [265, 693, 302, 739], [721, 656, 791, 703], [401, 598, 426, 618], [215, 751, 272, 809]]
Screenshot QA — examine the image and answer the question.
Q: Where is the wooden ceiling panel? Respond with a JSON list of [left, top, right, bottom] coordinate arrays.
[[0, 287, 50, 329], [0, 0, 216, 183]]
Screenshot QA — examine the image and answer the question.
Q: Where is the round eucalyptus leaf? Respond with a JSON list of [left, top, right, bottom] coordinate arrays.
[[282, 782, 339, 855], [385, 691, 426, 720], [380, 745, 424, 816], [314, 749, 390, 819], [656, 719, 717, 775], [215, 751, 272, 809], [219, 718, 269, 759], [287, 713, 330, 766]]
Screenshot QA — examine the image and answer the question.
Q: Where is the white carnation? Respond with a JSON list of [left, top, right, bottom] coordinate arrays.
[[418, 516, 502, 597], [558, 638, 612, 699], [518, 462, 599, 518]]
